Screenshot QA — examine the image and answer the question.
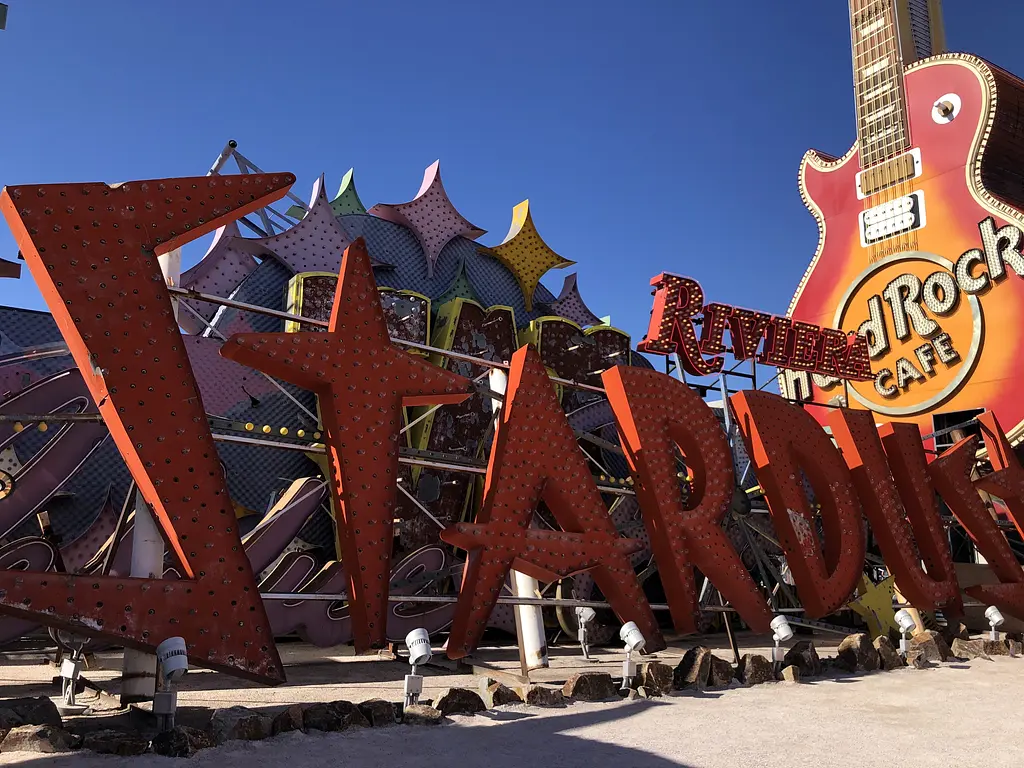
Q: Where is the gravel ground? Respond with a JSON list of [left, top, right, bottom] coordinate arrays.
[[2, 656, 1023, 768]]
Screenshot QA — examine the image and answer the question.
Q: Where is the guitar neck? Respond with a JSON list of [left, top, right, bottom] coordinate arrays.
[[849, 0, 911, 168]]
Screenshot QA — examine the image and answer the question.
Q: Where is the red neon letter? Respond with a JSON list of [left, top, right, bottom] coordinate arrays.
[[0, 174, 295, 682], [929, 429, 1024, 618], [638, 273, 723, 375], [603, 365, 772, 633], [829, 410, 962, 613], [731, 391, 865, 617], [441, 346, 662, 658]]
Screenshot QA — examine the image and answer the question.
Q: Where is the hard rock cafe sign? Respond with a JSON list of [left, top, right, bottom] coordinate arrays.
[[3, 174, 1024, 686], [792, 217, 1024, 424]]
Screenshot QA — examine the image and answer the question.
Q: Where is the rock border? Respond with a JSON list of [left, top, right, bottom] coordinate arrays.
[[2, 632, 1016, 758]]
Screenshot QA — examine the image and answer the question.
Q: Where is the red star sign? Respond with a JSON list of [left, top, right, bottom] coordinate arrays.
[[221, 237, 472, 651]]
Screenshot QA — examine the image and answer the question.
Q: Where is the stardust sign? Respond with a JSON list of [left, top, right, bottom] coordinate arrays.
[[2, 174, 1024, 686]]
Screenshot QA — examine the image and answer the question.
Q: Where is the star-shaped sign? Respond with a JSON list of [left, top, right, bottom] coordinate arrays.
[[369, 161, 485, 278], [481, 200, 574, 311], [440, 345, 662, 658], [221, 237, 473, 651]]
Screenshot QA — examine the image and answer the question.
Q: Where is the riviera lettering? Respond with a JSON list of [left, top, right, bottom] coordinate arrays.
[[638, 273, 872, 382]]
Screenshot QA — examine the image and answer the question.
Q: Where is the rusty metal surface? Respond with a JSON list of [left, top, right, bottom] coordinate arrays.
[[441, 346, 663, 658], [0, 173, 296, 682], [731, 391, 866, 619], [603, 365, 773, 634], [829, 409, 962, 613], [221, 237, 472, 652]]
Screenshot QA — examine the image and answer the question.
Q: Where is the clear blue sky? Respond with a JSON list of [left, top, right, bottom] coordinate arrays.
[[1, 0, 1022, 350]]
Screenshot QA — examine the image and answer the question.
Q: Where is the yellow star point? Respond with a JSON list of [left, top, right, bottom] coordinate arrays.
[[483, 200, 574, 311]]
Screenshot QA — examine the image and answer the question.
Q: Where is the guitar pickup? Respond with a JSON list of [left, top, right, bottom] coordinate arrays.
[[856, 148, 922, 199], [859, 191, 926, 246]]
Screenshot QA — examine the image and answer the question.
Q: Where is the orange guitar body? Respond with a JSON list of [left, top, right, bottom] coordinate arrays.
[[789, 54, 1024, 443]]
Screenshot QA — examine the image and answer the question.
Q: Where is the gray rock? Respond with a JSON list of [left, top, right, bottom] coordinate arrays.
[[2, 724, 79, 754], [636, 686, 649, 698], [837, 633, 880, 672], [983, 639, 1010, 657], [402, 704, 443, 726], [303, 701, 370, 732], [673, 646, 712, 690], [152, 725, 215, 758], [738, 654, 775, 685], [951, 637, 991, 661], [1006, 639, 1023, 656], [0, 708, 23, 731], [639, 662, 674, 696], [625, 689, 641, 701], [927, 630, 954, 661], [271, 704, 305, 735], [1, 724, 79, 754], [525, 686, 567, 707], [941, 622, 971, 645], [434, 688, 486, 716], [209, 706, 273, 744], [911, 654, 935, 669], [0, 697, 62, 727], [908, 633, 947, 665], [483, 683, 523, 708], [873, 636, 905, 670], [358, 699, 398, 727], [781, 665, 801, 683], [707, 654, 735, 688], [783, 641, 822, 677], [562, 672, 618, 701], [81, 729, 150, 756]]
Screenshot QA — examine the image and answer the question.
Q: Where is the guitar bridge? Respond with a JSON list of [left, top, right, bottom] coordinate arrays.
[[858, 191, 927, 246]]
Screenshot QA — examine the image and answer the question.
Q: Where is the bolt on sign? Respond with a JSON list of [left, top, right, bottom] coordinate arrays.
[[3, 175, 1024, 684], [637, 273, 872, 381]]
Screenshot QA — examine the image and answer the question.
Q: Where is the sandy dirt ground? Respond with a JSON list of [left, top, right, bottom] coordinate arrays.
[[2, 634, 1024, 765], [2, 642, 1024, 768]]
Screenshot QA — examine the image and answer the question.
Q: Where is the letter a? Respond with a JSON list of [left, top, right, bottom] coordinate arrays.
[[441, 346, 662, 658]]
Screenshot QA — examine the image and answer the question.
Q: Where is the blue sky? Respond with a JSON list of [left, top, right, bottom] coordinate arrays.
[[1, 0, 1022, 352]]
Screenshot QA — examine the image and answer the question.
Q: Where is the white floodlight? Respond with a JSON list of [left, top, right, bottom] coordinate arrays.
[[986, 605, 1005, 642], [770, 615, 793, 663], [55, 631, 91, 715], [619, 622, 645, 690], [404, 628, 432, 706], [154, 637, 188, 732], [894, 608, 917, 656], [575, 606, 597, 660]]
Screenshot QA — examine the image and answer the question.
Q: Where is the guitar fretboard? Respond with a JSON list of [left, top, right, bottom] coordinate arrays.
[[850, 0, 911, 168]]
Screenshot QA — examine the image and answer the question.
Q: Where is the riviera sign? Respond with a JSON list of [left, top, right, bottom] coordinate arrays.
[[638, 273, 872, 381]]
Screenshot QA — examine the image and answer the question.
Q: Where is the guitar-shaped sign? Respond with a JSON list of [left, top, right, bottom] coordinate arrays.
[[787, 0, 1024, 443]]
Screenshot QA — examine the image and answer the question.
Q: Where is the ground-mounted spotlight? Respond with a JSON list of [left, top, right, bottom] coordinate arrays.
[[54, 631, 91, 716], [770, 615, 793, 664], [619, 621, 645, 690], [575, 606, 596, 660], [155, 637, 188, 732], [404, 628, 432, 706], [894, 608, 917, 656], [986, 605, 1005, 642]]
